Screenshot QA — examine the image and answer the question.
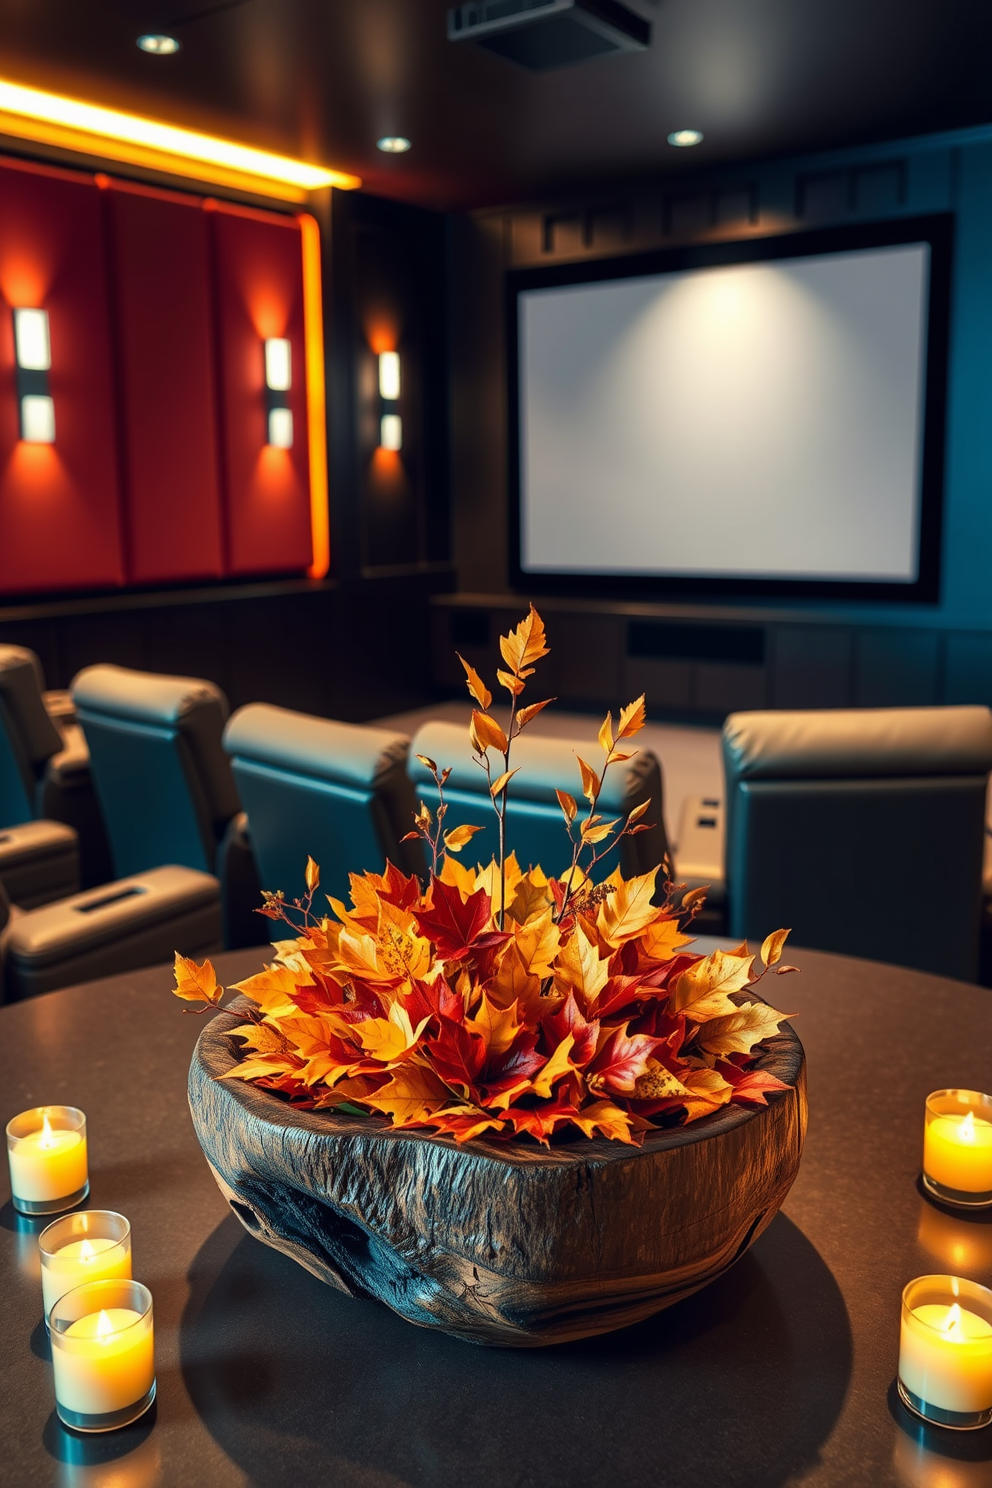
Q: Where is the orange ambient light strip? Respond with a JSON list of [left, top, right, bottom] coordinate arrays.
[[299, 213, 330, 579], [0, 78, 361, 203]]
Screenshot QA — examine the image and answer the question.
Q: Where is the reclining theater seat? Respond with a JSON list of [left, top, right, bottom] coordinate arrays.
[[0, 645, 112, 887], [408, 720, 670, 884], [722, 705, 992, 982], [71, 665, 259, 947], [0, 855, 221, 1003], [223, 703, 425, 907]]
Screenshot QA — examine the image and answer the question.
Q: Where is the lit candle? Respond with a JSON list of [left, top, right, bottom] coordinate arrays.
[[50, 1279, 155, 1433], [898, 1275, 992, 1429], [923, 1090, 992, 1208], [39, 1211, 132, 1322], [6, 1106, 89, 1216]]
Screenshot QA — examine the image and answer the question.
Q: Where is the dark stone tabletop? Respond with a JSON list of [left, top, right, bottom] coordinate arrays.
[[2, 939, 991, 1488]]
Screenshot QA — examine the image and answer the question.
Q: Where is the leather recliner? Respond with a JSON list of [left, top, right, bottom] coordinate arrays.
[[407, 719, 670, 884], [0, 644, 112, 887], [223, 703, 425, 910], [71, 665, 261, 948], [722, 705, 992, 981], [0, 818, 221, 1002]]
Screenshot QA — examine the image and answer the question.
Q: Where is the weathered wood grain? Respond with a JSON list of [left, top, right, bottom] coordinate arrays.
[[189, 997, 807, 1347]]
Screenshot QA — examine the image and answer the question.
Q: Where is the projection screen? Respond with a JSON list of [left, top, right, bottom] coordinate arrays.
[[515, 234, 943, 595]]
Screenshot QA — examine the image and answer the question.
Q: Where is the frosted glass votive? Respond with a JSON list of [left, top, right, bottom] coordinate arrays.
[[898, 1275, 992, 1430], [39, 1211, 132, 1325], [6, 1106, 88, 1216], [50, 1278, 155, 1433], [923, 1090, 992, 1209]]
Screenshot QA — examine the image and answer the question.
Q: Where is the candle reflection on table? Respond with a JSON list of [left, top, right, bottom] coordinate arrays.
[[917, 1199, 992, 1275], [893, 1425, 992, 1488], [10, 1208, 46, 1283], [52, 1424, 161, 1488]]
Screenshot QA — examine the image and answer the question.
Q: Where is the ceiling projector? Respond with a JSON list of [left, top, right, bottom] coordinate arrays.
[[447, 0, 651, 71]]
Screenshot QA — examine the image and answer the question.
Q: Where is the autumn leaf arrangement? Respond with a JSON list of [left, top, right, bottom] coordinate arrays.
[[175, 606, 797, 1146]]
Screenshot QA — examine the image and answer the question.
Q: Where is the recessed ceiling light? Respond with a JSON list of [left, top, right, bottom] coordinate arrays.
[[668, 129, 703, 148], [137, 34, 180, 56], [377, 136, 411, 154]]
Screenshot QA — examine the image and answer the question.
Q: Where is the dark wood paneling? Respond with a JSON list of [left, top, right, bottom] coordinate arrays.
[[772, 627, 853, 709], [944, 632, 992, 706], [854, 630, 941, 707]]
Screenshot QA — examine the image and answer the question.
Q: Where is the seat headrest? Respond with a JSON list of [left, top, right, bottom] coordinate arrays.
[[0, 644, 63, 766], [723, 706, 992, 780], [408, 719, 653, 811], [224, 704, 410, 789], [72, 664, 230, 727]]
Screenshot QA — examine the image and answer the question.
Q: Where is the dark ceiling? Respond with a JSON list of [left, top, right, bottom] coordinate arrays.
[[0, 0, 989, 211]]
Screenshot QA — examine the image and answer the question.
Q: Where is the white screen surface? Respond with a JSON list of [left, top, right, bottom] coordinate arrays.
[[519, 243, 930, 582]]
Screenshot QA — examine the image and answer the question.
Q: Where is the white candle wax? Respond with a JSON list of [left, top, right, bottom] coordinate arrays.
[[899, 1301, 992, 1415], [9, 1115, 87, 1204], [924, 1111, 992, 1193], [53, 1307, 155, 1417], [41, 1237, 132, 1320]]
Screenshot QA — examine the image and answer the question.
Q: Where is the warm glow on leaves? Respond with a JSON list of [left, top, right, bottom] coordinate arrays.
[[173, 953, 223, 1010], [183, 605, 798, 1145]]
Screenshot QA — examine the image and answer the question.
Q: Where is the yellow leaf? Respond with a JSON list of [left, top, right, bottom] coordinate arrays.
[[639, 917, 694, 961], [472, 710, 509, 753], [414, 752, 438, 773], [598, 713, 614, 754], [497, 668, 526, 696], [466, 994, 523, 1056], [693, 1000, 791, 1058], [556, 788, 577, 824], [507, 875, 553, 925], [305, 856, 320, 893], [597, 869, 659, 944], [457, 653, 492, 710], [443, 823, 484, 853], [576, 755, 600, 803], [231, 963, 308, 1017], [555, 922, 610, 1008], [530, 1034, 576, 1098], [617, 694, 646, 739], [352, 1004, 427, 1063], [173, 952, 223, 1006], [513, 906, 561, 977], [439, 855, 478, 897], [474, 852, 523, 917], [580, 817, 618, 843], [499, 604, 549, 677], [678, 1065, 734, 1120], [761, 928, 790, 968], [572, 1099, 641, 1144], [490, 767, 519, 797], [363, 1063, 454, 1125], [517, 698, 554, 728], [671, 949, 755, 1021], [626, 799, 650, 825]]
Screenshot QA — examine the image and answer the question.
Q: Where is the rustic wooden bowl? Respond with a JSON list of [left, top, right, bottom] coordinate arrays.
[[188, 997, 807, 1348]]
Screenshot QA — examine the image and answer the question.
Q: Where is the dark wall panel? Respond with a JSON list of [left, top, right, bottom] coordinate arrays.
[[211, 205, 312, 577], [104, 180, 225, 585], [0, 159, 123, 595]]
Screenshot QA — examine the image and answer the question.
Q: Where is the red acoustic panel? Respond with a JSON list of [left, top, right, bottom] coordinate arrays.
[[104, 179, 224, 584], [210, 203, 312, 576], [0, 158, 124, 595]]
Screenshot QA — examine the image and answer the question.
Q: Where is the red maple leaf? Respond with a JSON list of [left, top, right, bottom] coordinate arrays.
[[414, 879, 509, 960], [425, 1016, 486, 1089], [541, 993, 599, 1068], [586, 1024, 664, 1096], [715, 1061, 792, 1106]]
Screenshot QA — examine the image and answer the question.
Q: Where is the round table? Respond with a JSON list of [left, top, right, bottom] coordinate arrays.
[[2, 943, 991, 1488]]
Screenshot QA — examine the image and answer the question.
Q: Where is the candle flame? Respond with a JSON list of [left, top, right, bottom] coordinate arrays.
[[39, 1113, 55, 1149], [942, 1302, 963, 1338], [95, 1309, 114, 1339], [79, 1239, 95, 1262], [958, 1110, 976, 1144]]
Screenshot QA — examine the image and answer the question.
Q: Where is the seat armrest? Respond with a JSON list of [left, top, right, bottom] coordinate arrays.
[[0, 819, 80, 908], [42, 722, 91, 788], [43, 690, 77, 726], [673, 794, 726, 908], [218, 812, 265, 949], [3, 865, 222, 1001]]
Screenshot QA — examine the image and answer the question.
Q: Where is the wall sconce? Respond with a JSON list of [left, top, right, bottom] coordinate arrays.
[[264, 336, 293, 448], [378, 349, 401, 451], [13, 307, 55, 443]]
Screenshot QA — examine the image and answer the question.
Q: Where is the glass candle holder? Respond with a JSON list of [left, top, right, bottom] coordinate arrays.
[[898, 1275, 992, 1430], [6, 1106, 89, 1216], [923, 1090, 992, 1209], [50, 1278, 155, 1433], [40, 1211, 132, 1325]]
